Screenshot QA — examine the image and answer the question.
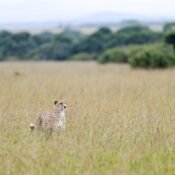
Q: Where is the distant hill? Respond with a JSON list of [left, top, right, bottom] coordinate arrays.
[[0, 12, 173, 33], [69, 12, 170, 26]]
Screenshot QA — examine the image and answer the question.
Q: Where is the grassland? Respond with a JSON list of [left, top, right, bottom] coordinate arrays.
[[0, 62, 175, 175]]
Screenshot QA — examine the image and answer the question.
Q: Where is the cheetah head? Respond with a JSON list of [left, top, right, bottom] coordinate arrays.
[[54, 100, 67, 112]]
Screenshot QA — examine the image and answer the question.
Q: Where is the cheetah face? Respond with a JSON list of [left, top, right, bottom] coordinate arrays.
[[54, 100, 67, 111]]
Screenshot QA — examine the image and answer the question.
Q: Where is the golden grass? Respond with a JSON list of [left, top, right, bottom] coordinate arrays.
[[0, 62, 175, 175]]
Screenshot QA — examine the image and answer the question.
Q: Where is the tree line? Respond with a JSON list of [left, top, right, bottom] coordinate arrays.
[[0, 26, 162, 60], [0, 24, 175, 68]]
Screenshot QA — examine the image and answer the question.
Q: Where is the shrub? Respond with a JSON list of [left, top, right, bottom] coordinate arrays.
[[164, 23, 175, 33], [129, 49, 175, 68], [97, 44, 152, 64], [70, 52, 97, 61], [98, 49, 128, 64], [165, 32, 175, 51]]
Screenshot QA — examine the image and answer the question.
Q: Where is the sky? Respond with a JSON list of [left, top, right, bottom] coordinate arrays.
[[0, 0, 175, 24]]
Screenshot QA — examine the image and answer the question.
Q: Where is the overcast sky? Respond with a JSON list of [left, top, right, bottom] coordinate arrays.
[[0, 0, 175, 23]]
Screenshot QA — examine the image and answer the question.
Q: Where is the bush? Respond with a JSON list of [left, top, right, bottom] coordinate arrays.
[[165, 32, 175, 51], [98, 49, 128, 64], [70, 52, 97, 61], [164, 23, 175, 33], [129, 49, 175, 68], [97, 44, 153, 64]]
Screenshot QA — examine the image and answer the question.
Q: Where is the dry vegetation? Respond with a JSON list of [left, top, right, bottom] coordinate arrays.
[[0, 62, 175, 175]]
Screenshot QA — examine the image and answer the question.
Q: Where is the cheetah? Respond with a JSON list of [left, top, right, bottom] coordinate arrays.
[[30, 100, 67, 135]]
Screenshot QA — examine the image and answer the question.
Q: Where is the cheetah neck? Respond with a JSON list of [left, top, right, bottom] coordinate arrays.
[[53, 109, 65, 118], [53, 110, 66, 129]]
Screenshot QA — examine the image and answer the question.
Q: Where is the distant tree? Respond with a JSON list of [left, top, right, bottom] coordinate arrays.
[[0, 27, 164, 61], [32, 32, 54, 45], [0, 31, 36, 59], [73, 27, 112, 53], [0, 30, 12, 39], [56, 29, 83, 42], [12, 32, 31, 42], [110, 25, 163, 47], [164, 23, 175, 33], [117, 25, 150, 34], [32, 40, 73, 60], [165, 33, 175, 51], [94, 27, 112, 36], [55, 34, 73, 44], [10, 32, 36, 59]]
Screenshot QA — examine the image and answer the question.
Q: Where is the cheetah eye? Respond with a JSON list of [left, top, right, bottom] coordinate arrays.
[[54, 100, 58, 105]]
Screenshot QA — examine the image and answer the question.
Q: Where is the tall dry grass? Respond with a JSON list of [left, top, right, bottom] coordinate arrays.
[[0, 62, 175, 175]]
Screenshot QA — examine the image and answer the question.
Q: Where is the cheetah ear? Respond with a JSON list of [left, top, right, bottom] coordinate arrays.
[[54, 100, 58, 105]]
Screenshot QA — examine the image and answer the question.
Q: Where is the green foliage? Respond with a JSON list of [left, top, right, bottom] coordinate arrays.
[[73, 26, 162, 54], [0, 26, 164, 62], [164, 22, 175, 33], [31, 41, 72, 60], [32, 32, 54, 45], [165, 32, 175, 51], [117, 25, 151, 34], [129, 46, 175, 68], [73, 27, 112, 53], [70, 52, 97, 61], [98, 44, 158, 64], [98, 49, 128, 64], [98, 43, 175, 68], [56, 29, 83, 42], [0, 31, 36, 60], [165, 33, 175, 44], [110, 25, 163, 47]]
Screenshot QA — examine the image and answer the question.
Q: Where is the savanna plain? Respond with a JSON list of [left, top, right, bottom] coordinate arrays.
[[0, 62, 175, 175]]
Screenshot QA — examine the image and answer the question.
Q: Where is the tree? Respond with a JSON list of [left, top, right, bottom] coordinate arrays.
[[164, 23, 175, 33], [110, 25, 163, 47], [73, 27, 112, 53], [165, 33, 175, 51], [32, 32, 54, 45], [117, 25, 150, 34]]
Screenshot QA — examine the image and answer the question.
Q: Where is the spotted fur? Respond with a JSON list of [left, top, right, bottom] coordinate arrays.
[[30, 100, 67, 135]]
